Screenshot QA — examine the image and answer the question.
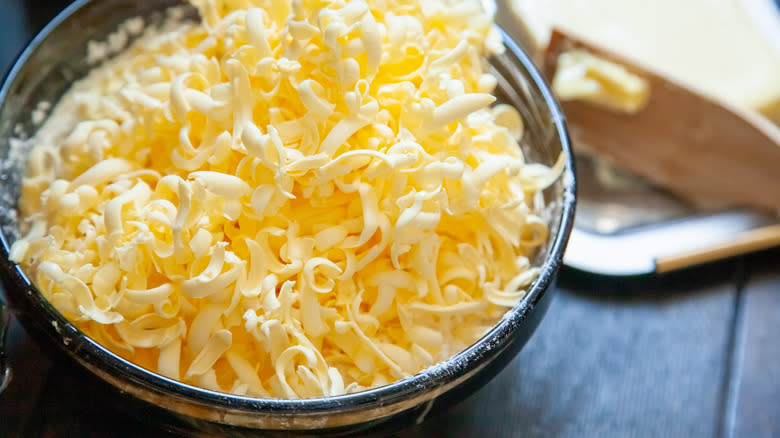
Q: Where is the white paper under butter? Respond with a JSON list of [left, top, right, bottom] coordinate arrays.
[[508, 0, 780, 123]]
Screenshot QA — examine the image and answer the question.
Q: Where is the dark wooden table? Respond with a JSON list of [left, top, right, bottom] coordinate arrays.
[[1, 2, 779, 437]]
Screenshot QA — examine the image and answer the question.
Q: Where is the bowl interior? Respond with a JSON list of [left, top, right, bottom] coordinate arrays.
[[0, 0, 575, 431]]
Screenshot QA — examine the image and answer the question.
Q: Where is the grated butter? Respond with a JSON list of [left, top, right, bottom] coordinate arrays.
[[11, 0, 562, 399]]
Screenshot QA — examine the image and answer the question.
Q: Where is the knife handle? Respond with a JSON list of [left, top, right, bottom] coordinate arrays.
[[655, 224, 780, 273]]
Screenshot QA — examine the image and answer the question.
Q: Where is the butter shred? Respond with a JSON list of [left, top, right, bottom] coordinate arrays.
[[12, 0, 562, 398]]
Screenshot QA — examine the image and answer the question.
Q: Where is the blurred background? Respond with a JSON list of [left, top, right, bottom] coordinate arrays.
[[0, 0, 778, 437]]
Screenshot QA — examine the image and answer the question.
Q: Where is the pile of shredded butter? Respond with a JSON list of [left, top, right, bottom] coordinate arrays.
[[11, 0, 563, 398]]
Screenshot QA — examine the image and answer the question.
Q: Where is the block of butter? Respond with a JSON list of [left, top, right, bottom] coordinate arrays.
[[506, 0, 780, 123]]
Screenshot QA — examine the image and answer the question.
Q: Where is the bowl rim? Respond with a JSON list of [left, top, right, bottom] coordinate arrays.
[[0, 0, 576, 419]]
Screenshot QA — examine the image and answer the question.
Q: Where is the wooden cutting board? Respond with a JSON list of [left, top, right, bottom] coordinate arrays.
[[542, 29, 780, 212]]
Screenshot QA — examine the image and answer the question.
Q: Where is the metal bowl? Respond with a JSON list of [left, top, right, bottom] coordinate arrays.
[[0, 0, 575, 435]]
